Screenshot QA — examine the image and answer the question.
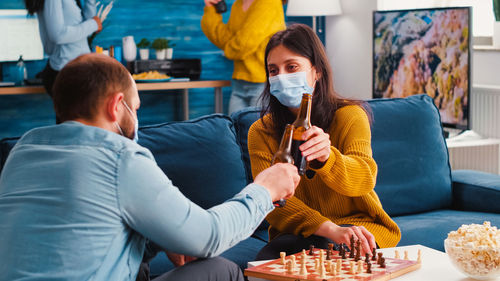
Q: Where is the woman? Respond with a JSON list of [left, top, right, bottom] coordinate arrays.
[[201, 0, 286, 114], [248, 24, 401, 259], [25, 0, 102, 97]]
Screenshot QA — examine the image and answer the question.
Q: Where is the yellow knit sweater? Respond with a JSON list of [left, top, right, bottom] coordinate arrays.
[[201, 0, 285, 83], [248, 105, 401, 248]]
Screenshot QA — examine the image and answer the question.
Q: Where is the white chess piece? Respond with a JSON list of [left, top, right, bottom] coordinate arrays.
[[319, 261, 327, 279], [300, 259, 308, 276], [314, 258, 319, 271], [330, 262, 337, 276], [417, 249, 422, 262], [280, 252, 286, 265], [395, 250, 400, 259], [404, 250, 409, 260], [350, 261, 356, 274], [287, 260, 293, 274], [357, 260, 363, 274], [336, 259, 342, 274]]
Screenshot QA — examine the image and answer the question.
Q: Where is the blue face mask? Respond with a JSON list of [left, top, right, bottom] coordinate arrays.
[[269, 71, 315, 108], [115, 100, 139, 143]]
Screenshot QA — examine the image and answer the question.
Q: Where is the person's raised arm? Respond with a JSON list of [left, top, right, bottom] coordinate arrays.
[[200, 0, 233, 50], [117, 148, 298, 257], [43, 0, 99, 45]]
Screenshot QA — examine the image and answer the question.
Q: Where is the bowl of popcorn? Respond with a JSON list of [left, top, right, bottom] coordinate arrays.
[[444, 221, 500, 280]]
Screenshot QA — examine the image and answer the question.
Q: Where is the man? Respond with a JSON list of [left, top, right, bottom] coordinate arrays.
[[0, 54, 300, 280]]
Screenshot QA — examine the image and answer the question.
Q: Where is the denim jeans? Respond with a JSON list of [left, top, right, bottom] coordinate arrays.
[[228, 79, 266, 114]]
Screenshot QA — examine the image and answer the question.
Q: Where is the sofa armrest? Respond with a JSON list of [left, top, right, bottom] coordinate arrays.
[[451, 170, 500, 213]]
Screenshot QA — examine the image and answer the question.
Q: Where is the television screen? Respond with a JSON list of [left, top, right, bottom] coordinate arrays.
[[373, 7, 471, 129]]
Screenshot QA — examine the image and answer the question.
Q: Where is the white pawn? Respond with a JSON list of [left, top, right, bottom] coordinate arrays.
[[417, 249, 422, 263], [280, 252, 286, 265], [319, 249, 325, 263], [404, 250, 409, 260], [349, 261, 356, 274], [319, 260, 327, 279], [394, 250, 400, 259], [314, 258, 320, 271], [300, 259, 308, 276], [330, 262, 337, 276], [357, 260, 363, 274], [287, 260, 293, 274], [336, 259, 342, 273], [291, 255, 296, 269]]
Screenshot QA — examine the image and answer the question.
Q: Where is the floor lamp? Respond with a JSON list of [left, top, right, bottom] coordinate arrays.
[[286, 0, 342, 34]]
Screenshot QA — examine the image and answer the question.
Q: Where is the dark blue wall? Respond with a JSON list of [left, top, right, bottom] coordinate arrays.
[[0, 0, 321, 139]]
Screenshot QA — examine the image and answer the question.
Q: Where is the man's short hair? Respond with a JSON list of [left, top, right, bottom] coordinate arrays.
[[53, 53, 133, 122]]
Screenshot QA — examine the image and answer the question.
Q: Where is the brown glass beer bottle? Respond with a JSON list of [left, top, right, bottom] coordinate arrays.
[[270, 124, 295, 207], [291, 93, 312, 175]]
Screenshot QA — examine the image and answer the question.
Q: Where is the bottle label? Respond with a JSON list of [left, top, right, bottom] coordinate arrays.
[[291, 139, 307, 175]]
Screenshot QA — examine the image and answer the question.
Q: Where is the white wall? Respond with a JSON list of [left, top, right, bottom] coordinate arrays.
[[473, 50, 500, 86], [325, 0, 376, 100]]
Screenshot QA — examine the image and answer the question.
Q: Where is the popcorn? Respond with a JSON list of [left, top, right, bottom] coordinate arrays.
[[445, 221, 500, 278]]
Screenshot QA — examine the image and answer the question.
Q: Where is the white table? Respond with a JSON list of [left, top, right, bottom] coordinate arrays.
[[247, 245, 474, 281]]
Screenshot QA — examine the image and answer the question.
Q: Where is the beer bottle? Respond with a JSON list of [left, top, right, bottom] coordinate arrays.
[[270, 124, 295, 207], [291, 93, 312, 175]]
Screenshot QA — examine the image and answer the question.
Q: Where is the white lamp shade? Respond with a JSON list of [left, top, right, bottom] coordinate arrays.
[[286, 0, 342, 16]]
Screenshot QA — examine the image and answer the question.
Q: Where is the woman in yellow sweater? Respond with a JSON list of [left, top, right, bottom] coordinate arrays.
[[248, 24, 401, 259], [201, 0, 286, 114]]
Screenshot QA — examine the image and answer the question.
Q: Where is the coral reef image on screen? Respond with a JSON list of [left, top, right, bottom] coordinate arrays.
[[373, 8, 469, 127]]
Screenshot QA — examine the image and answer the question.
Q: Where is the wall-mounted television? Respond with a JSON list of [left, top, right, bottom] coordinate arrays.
[[373, 7, 471, 130]]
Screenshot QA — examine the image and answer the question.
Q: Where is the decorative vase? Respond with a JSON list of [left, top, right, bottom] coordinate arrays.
[[156, 49, 166, 60], [122, 36, 137, 62], [166, 48, 173, 59], [139, 48, 150, 60], [494, 21, 500, 48]]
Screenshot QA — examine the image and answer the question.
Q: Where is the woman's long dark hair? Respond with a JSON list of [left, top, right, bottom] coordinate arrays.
[[260, 23, 371, 142], [25, 0, 82, 15], [24, 0, 45, 15]]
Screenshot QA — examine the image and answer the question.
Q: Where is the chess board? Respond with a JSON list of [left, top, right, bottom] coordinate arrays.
[[244, 249, 421, 281]]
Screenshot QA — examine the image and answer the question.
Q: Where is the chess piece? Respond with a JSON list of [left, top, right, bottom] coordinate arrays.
[[300, 259, 308, 276], [336, 259, 342, 274], [372, 248, 377, 261], [349, 261, 356, 274], [309, 245, 315, 255], [377, 252, 383, 265], [280, 252, 286, 265], [328, 243, 334, 252], [330, 262, 337, 276], [366, 261, 372, 273], [319, 249, 325, 264], [357, 260, 363, 274], [286, 260, 293, 274], [291, 255, 296, 269], [326, 249, 331, 260], [365, 253, 370, 263], [314, 258, 320, 271], [417, 249, 422, 263], [349, 235, 355, 258], [404, 250, 409, 260], [395, 250, 400, 259], [380, 257, 386, 268], [341, 244, 347, 259], [355, 241, 361, 262], [319, 260, 327, 278]]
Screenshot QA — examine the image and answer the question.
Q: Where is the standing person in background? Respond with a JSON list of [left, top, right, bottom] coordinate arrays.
[[24, 0, 102, 99], [201, 0, 286, 115]]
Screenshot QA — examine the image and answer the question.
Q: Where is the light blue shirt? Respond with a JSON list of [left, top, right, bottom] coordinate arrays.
[[0, 122, 273, 280], [37, 0, 98, 70]]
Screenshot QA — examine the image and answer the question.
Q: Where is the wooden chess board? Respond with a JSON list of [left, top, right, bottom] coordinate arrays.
[[244, 249, 421, 281]]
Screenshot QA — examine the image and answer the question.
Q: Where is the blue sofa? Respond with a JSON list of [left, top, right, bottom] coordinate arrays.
[[1, 94, 499, 276]]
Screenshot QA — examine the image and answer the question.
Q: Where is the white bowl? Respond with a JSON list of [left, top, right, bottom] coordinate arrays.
[[444, 238, 500, 280]]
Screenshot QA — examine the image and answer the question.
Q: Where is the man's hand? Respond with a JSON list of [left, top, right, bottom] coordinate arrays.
[[254, 163, 300, 203], [166, 251, 197, 267], [204, 0, 221, 7]]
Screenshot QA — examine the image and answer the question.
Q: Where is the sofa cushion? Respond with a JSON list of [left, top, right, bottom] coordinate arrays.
[[138, 114, 248, 210], [231, 107, 261, 184], [0, 137, 20, 174], [369, 94, 452, 216], [452, 170, 500, 213], [393, 209, 500, 251]]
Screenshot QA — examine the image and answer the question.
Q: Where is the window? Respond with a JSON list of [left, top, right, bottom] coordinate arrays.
[[378, 0, 494, 37]]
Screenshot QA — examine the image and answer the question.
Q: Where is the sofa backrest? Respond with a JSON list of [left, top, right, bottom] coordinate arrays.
[[0, 137, 20, 174], [138, 114, 249, 209], [232, 95, 452, 217]]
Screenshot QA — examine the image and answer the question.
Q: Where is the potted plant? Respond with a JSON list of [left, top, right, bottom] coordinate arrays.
[[494, 0, 500, 47], [137, 38, 150, 60], [152, 38, 169, 60]]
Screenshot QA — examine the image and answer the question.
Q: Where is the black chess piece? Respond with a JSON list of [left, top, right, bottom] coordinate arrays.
[[365, 253, 370, 263], [349, 236, 355, 258], [380, 257, 386, 268], [372, 248, 377, 261], [366, 261, 372, 273], [326, 249, 331, 260], [341, 244, 346, 259], [377, 252, 383, 265], [309, 245, 315, 255]]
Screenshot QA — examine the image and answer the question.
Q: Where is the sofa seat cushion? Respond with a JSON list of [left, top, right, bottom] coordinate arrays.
[[393, 209, 500, 251], [149, 236, 266, 275], [0, 137, 20, 173], [138, 114, 248, 209], [369, 95, 452, 216], [452, 170, 500, 213]]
